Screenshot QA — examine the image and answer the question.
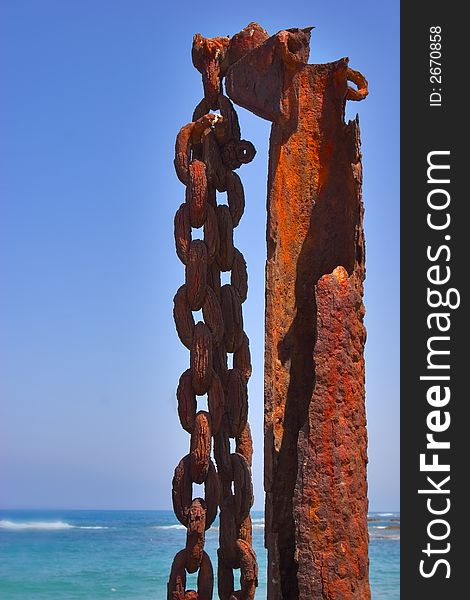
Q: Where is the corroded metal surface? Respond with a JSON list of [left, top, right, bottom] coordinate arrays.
[[168, 21, 369, 599], [168, 28, 258, 600], [227, 26, 370, 600]]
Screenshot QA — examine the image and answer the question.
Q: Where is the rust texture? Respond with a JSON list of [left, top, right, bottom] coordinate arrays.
[[226, 25, 370, 599], [169, 21, 369, 599], [168, 24, 260, 600]]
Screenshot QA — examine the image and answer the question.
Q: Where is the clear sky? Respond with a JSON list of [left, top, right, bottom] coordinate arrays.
[[0, 0, 399, 511]]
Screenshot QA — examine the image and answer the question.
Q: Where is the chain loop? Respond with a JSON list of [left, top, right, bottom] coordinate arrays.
[[226, 369, 248, 438], [203, 204, 219, 263], [226, 171, 245, 227], [221, 285, 244, 353], [207, 371, 224, 435], [233, 333, 252, 381], [177, 369, 197, 433], [186, 241, 208, 311], [190, 322, 213, 395], [174, 203, 192, 264], [168, 549, 214, 600], [216, 206, 235, 271], [235, 422, 253, 467], [189, 411, 212, 484], [187, 160, 209, 229], [172, 455, 219, 529], [202, 286, 224, 345], [202, 129, 227, 192], [184, 498, 207, 574], [173, 285, 195, 349]]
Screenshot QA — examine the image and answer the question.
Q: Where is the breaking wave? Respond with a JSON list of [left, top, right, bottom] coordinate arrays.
[[0, 520, 108, 531]]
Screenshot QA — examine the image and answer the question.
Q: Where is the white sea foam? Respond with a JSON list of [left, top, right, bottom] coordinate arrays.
[[373, 526, 388, 529], [0, 520, 108, 531], [0, 520, 74, 531], [153, 523, 264, 532], [377, 513, 394, 517], [252, 518, 265, 524]]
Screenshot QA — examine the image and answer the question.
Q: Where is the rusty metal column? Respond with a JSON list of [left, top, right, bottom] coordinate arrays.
[[226, 26, 370, 599]]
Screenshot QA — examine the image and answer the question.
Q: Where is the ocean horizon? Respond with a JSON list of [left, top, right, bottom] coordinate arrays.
[[0, 509, 399, 598]]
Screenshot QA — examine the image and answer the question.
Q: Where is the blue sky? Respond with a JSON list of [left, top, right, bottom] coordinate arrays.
[[0, 0, 399, 511]]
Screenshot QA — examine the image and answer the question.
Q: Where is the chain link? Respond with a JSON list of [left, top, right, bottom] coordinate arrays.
[[167, 31, 258, 600]]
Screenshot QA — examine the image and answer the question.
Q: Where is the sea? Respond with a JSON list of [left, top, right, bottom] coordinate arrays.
[[0, 510, 399, 599]]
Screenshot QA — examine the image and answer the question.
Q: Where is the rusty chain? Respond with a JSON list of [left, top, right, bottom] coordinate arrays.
[[167, 30, 260, 600]]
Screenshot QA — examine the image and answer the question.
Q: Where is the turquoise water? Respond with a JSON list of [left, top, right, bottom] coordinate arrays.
[[0, 510, 399, 598]]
